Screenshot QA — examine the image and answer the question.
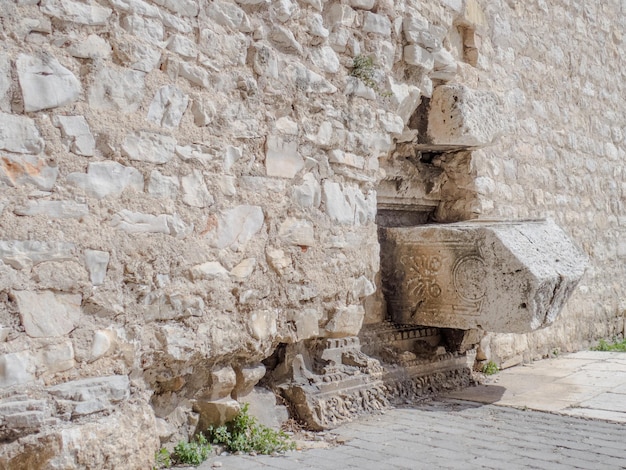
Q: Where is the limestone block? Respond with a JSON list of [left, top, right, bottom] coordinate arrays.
[[90, 330, 117, 361], [14, 290, 82, 338], [404, 44, 434, 69], [351, 275, 375, 300], [431, 49, 458, 81], [233, 364, 266, 399], [0, 240, 75, 270], [176, 144, 215, 163], [121, 131, 176, 164], [325, 4, 355, 27], [120, 15, 164, 41], [189, 261, 229, 280], [14, 200, 89, 219], [310, 46, 340, 74], [0, 155, 58, 190], [53, 115, 95, 156], [181, 170, 213, 208], [249, 310, 277, 341], [427, 84, 505, 147], [16, 54, 81, 112], [230, 258, 256, 279], [152, 0, 198, 16], [0, 54, 11, 112], [206, 366, 237, 400], [205, 205, 264, 250], [191, 98, 215, 126], [148, 170, 179, 198], [380, 220, 588, 333], [293, 173, 321, 208], [84, 250, 110, 285], [66, 161, 143, 199], [288, 308, 321, 341], [146, 85, 189, 129], [166, 35, 197, 59], [348, 0, 375, 10], [177, 61, 211, 88], [199, 30, 248, 70], [206, 1, 247, 29], [388, 79, 421, 124], [323, 305, 365, 337], [328, 149, 366, 169], [345, 77, 376, 100], [41, 0, 112, 25], [284, 62, 337, 93], [107, 0, 162, 16], [403, 13, 429, 43], [307, 14, 328, 38], [88, 67, 145, 113], [378, 111, 404, 135], [265, 135, 302, 178], [41, 341, 75, 373], [67, 34, 112, 60], [322, 181, 375, 225], [244, 388, 289, 428], [278, 218, 315, 246], [0, 112, 44, 154], [193, 398, 240, 430], [111, 210, 191, 238], [48, 375, 130, 403], [0, 352, 35, 388], [363, 12, 391, 36]]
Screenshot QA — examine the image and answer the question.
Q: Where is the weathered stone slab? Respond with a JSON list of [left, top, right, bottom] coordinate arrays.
[[121, 131, 176, 164], [0, 155, 58, 190], [88, 67, 145, 112], [14, 290, 82, 338], [111, 210, 191, 238], [66, 160, 143, 199], [380, 220, 588, 333], [16, 54, 81, 112], [205, 205, 264, 250], [41, 0, 112, 25], [47, 375, 130, 402], [0, 240, 75, 269], [427, 84, 504, 147], [14, 200, 89, 219], [0, 113, 44, 154], [147, 85, 189, 129], [84, 250, 110, 285], [53, 115, 95, 156]]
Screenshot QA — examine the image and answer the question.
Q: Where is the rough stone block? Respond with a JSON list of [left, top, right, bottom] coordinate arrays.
[[232, 364, 266, 399], [427, 84, 505, 147], [205, 366, 237, 401], [265, 135, 303, 178], [14, 290, 82, 338], [121, 131, 176, 164], [323, 305, 365, 338], [193, 398, 240, 430], [53, 115, 96, 156], [111, 210, 191, 238], [244, 388, 289, 428], [0, 240, 75, 269], [363, 12, 391, 36], [88, 66, 145, 112], [380, 220, 588, 333], [189, 261, 229, 280], [16, 54, 81, 112], [230, 258, 256, 279], [278, 218, 315, 246], [181, 170, 214, 208], [0, 155, 58, 190], [66, 161, 143, 199], [41, 0, 112, 25], [47, 375, 130, 403], [84, 250, 110, 285], [205, 205, 264, 250], [0, 352, 35, 388], [0, 112, 44, 154], [147, 85, 189, 129], [404, 44, 434, 69], [67, 34, 112, 59], [14, 200, 89, 219]]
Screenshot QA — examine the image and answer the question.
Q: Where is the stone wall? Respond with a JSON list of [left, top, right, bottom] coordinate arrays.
[[0, 0, 625, 466]]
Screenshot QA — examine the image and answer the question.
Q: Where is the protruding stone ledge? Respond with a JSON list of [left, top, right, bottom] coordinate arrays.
[[380, 219, 588, 333]]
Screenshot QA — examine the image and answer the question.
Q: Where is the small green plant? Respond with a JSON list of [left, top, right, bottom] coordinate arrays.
[[207, 403, 295, 455], [350, 55, 391, 97], [592, 338, 626, 352], [173, 433, 211, 466], [153, 447, 171, 469], [482, 360, 499, 375]]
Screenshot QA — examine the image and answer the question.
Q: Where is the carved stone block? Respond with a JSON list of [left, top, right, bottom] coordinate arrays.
[[381, 219, 587, 333]]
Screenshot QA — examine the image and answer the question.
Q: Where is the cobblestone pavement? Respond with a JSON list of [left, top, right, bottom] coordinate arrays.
[[198, 399, 626, 470], [198, 352, 626, 469]]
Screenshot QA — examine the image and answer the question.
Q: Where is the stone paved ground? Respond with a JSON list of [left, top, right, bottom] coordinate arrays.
[[198, 352, 626, 469]]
